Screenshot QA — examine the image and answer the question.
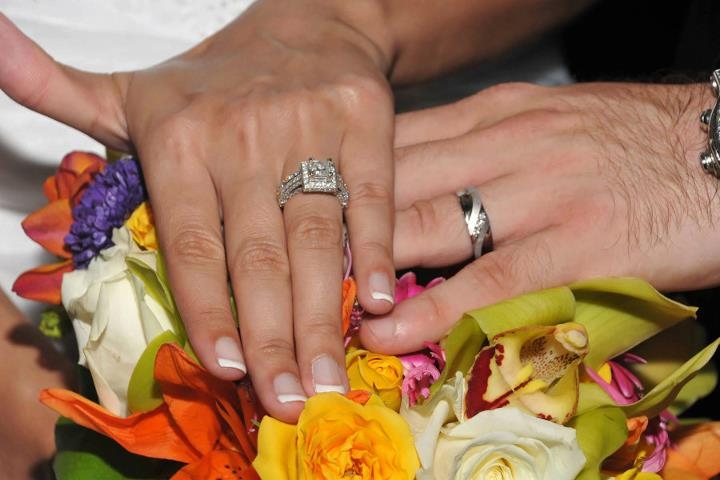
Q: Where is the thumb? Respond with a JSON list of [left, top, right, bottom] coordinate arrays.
[[362, 236, 564, 354], [0, 13, 129, 149]]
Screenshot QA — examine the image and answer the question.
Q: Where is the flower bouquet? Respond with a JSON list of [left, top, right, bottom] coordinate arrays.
[[14, 151, 720, 480]]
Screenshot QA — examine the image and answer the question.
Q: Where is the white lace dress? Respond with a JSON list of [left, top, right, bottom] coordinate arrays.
[[0, 1, 252, 315]]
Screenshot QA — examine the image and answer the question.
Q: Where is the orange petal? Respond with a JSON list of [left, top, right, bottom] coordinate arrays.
[[342, 277, 357, 334], [45, 151, 105, 201], [40, 388, 202, 463], [346, 390, 372, 406], [21, 199, 73, 256], [171, 450, 260, 480], [626, 416, 649, 445], [663, 421, 720, 479], [12, 260, 73, 304], [154, 345, 258, 461]]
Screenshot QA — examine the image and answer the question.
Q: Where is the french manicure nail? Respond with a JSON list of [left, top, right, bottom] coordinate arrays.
[[215, 337, 246, 373], [369, 272, 394, 305], [274, 372, 308, 403], [312, 354, 346, 394]]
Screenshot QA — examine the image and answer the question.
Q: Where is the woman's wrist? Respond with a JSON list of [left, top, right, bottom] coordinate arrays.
[[240, 0, 396, 75]]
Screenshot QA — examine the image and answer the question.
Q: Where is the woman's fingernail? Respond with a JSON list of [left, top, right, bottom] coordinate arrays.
[[274, 372, 308, 404], [369, 272, 394, 305], [215, 337, 246, 373], [312, 355, 346, 394], [365, 317, 397, 339]]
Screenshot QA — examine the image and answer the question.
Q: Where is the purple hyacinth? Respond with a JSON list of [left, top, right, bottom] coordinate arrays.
[[65, 156, 146, 268]]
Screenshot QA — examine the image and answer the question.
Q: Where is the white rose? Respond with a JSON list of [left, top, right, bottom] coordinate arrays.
[[432, 407, 585, 479], [62, 227, 175, 417]]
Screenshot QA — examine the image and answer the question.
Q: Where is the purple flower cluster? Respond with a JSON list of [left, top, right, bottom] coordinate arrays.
[[66, 156, 146, 268]]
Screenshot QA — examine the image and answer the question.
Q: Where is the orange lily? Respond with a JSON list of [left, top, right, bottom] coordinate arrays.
[[13, 151, 105, 304], [40, 343, 261, 479], [342, 277, 357, 334], [662, 421, 720, 480]]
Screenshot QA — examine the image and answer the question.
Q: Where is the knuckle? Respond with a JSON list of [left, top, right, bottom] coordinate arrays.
[[407, 199, 440, 239], [287, 214, 343, 250], [168, 225, 225, 264], [350, 181, 392, 207], [479, 82, 538, 101], [351, 238, 391, 260], [466, 251, 519, 296], [251, 337, 295, 360], [301, 313, 343, 337], [336, 73, 391, 110], [232, 237, 289, 275], [188, 305, 233, 330]]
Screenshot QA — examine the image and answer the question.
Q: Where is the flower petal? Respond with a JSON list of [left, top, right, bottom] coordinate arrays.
[[39, 388, 201, 463], [570, 277, 697, 368], [21, 199, 73, 256], [45, 151, 106, 202], [12, 260, 73, 304], [663, 421, 720, 479], [342, 277, 357, 334], [171, 450, 259, 480]]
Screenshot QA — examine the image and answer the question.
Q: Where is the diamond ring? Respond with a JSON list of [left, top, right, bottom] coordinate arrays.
[[277, 158, 349, 209]]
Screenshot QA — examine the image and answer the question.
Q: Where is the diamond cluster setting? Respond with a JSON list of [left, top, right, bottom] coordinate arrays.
[[277, 158, 349, 208]]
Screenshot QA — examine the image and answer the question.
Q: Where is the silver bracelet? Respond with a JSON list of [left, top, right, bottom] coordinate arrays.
[[700, 69, 720, 179]]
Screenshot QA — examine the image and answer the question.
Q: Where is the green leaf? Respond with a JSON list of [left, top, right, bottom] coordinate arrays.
[[623, 337, 720, 419], [570, 406, 627, 480], [628, 320, 718, 415], [465, 286, 576, 339], [54, 418, 180, 480], [570, 277, 696, 368], [127, 330, 180, 413], [431, 315, 485, 396]]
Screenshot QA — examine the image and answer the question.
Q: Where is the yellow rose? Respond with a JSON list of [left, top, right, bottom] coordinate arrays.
[[253, 392, 419, 479], [345, 349, 404, 410], [125, 202, 157, 250]]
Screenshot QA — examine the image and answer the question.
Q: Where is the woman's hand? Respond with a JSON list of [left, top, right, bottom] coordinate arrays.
[[361, 81, 720, 353], [0, 1, 397, 423]]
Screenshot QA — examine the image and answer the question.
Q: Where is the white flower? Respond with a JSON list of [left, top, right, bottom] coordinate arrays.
[[402, 373, 585, 480], [62, 227, 175, 416]]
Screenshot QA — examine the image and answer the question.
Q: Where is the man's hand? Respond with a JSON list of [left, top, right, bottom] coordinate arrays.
[[362, 81, 720, 353]]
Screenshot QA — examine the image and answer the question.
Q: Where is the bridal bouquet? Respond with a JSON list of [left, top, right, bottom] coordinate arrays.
[[14, 151, 720, 480]]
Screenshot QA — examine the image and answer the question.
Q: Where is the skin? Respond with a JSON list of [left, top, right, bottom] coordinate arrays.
[[0, 289, 76, 479], [360, 81, 720, 353], [0, 0, 592, 423]]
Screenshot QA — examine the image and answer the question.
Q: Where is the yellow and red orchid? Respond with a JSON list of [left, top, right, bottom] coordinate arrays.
[[12, 151, 105, 304], [40, 343, 261, 479]]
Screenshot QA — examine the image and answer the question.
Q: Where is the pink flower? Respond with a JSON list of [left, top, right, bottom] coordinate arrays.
[[399, 342, 446, 407], [395, 272, 444, 304]]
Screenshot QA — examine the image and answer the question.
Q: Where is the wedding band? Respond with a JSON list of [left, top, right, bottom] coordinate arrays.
[[277, 158, 349, 208], [456, 187, 493, 258]]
